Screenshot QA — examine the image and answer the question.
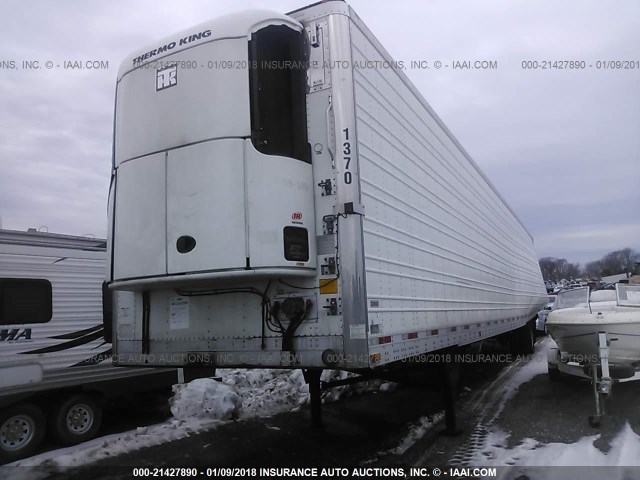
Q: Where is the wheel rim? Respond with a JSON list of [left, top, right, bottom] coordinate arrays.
[[0, 414, 35, 452], [65, 404, 94, 435]]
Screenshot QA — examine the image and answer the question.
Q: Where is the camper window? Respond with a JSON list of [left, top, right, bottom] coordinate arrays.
[[248, 25, 310, 163], [0, 278, 52, 325]]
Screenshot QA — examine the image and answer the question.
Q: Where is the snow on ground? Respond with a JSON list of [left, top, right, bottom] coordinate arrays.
[[6, 368, 386, 473], [472, 423, 640, 479], [465, 338, 640, 477], [8, 398, 219, 471], [488, 346, 549, 423]]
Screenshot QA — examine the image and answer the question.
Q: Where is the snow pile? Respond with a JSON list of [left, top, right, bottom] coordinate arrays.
[[379, 382, 398, 393], [212, 368, 384, 418], [391, 412, 445, 455], [170, 378, 241, 421], [320, 369, 384, 403], [217, 369, 309, 418]]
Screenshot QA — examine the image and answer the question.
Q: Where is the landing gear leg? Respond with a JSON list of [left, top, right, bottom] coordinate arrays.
[[440, 355, 462, 436], [303, 369, 323, 428]]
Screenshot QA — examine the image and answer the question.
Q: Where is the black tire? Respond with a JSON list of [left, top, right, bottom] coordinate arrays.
[[548, 365, 562, 382], [50, 394, 102, 446], [510, 321, 535, 355], [0, 404, 46, 464], [523, 321, 535, 355]]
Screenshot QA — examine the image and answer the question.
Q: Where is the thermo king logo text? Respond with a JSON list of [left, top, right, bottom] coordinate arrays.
[[132, 29, 212, 66]]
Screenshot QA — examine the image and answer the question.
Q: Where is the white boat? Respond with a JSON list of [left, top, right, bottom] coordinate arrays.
[[546, 284, 640, 425], [535, 294, 557, 333], [546, 286, 640, 370]]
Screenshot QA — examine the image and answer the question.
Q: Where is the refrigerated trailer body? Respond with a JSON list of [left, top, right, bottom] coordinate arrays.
[[107, 1, 547, 373], [0, 229, 193, 462]]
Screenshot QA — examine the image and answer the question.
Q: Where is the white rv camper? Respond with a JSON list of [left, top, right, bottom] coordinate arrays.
[[0, 229, 198, 462], [107, 1, 547, 424]]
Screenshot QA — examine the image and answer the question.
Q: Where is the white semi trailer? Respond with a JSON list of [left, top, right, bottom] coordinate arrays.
[[107, 1, 547, 426]]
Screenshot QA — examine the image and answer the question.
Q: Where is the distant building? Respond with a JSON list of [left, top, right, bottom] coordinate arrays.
[[601, 272, 630, 283]]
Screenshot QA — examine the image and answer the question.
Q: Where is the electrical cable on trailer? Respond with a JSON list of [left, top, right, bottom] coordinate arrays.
[[174, 285, 280, 347], [261, 281, 270, 347], [281, 299, 313, 354], [176, 287, 265, 297]]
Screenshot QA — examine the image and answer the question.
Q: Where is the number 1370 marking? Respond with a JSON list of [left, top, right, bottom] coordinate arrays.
[[342, 128, 352, 184]]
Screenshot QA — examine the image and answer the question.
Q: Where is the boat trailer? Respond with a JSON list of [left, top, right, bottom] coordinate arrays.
[[548, 331, 638, 427]]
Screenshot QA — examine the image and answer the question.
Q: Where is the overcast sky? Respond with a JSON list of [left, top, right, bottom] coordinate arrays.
[[0, 0, 638, 265]]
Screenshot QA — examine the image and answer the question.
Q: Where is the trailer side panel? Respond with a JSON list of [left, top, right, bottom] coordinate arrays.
[[348, 14, 547, 365]]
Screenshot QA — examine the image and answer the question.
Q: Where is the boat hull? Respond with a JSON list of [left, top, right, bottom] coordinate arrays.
[[546, 307, 640, 366]]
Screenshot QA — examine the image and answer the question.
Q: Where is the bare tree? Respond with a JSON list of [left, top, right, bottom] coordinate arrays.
[[538, 257, 581, 282], [565, 262, 581, 279], [584, 260, 602, 278], [539, 257, 558, 281], [619, 248, 640, 272], [599, 248, 640, 276], [540, 248, 639, 281]]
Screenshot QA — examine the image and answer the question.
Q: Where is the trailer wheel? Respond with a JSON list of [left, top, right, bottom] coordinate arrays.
[[524, 321, 535, 354], [510, 321, 534, 355], [547, 347, 563, 381], [547, 365, 563, 381], [0, 404, 46, 463], [50, 394, 102, 446]]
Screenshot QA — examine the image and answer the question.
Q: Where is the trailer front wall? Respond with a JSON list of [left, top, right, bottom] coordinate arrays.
[[348, 16, 547, 364]]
